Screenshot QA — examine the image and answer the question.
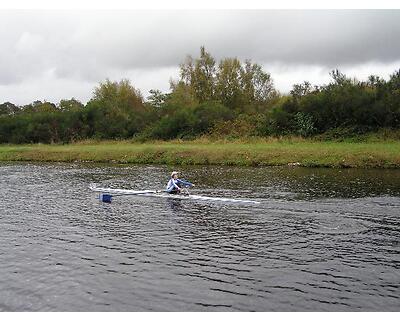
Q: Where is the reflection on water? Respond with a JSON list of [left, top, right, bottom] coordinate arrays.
[[0, 162, 399, 311]]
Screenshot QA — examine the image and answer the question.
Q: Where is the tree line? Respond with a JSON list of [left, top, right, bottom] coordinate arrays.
[[1, 47, 400, 143]]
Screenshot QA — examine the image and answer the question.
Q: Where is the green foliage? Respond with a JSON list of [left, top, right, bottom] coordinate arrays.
[[294, 112, 316, 137], [241, 60, 277, 104], [0, 48, 399, 144], [80, 79, 148, 139], [262, 68, 400, 136], [180, 46, 216, 102], [178, 47, 276, 111], [192, 102, 233, 134], [22, 101, 58, 113], [0, 102, 20, 116], [216, 57, 244, 109], [167, 81, 198, 109], [0, 111, 62, 143], [209, 114, 262, 139], [92, 79, 144, 112], [142, 101, 232, 140], [146, 89, 168, 108], [58, 98, 84, 112], [147, 109, 195, 140]]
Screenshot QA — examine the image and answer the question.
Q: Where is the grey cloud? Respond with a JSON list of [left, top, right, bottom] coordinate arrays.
[[1, 10, 399, 78], [0, 10, 399, 104], [67, 10, 400, 69]]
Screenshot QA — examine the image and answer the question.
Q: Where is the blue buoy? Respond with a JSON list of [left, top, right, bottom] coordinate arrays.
[[100, 194, 113, 203]]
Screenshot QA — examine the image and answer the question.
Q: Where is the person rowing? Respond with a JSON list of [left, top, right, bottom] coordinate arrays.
[[166, 171, 195, 194]]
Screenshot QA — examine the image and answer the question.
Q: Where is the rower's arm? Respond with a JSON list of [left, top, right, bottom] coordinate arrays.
[[177, 179, 193, 187]]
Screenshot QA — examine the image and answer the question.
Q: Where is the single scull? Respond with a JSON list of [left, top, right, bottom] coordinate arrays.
[[89, 185, 260, 204]]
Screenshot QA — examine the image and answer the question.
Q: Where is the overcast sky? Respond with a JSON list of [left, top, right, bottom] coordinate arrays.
[[0, 10, 399, 105]]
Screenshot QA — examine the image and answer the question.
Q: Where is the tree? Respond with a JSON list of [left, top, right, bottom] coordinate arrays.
[[241, 60, 276, 104], [58, 98, 84, 112], [192, 46, 216, 102], [167, 80, 198, 109], [22, 101, 58, 113], [92, 79, 144, 111], [290, 81, 313, 99], [295, 112, 316, 137], [179, 55, 195, 87], [216, 57, 244, 109], [176, 47, 277, 111], [0, 102, 19, 116], [388, 69, 400, 91], [180, 46, 216, 103], [147, 89, 168, 108], [329, 69, 351, 87]]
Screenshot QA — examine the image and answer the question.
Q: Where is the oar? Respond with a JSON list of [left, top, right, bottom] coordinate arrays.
[[181, 188, 190, 196], [112, 190, 166, 196], [98, 190, 165, 203]]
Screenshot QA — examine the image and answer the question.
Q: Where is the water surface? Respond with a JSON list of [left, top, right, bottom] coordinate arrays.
[[0, 163, 399, 311]]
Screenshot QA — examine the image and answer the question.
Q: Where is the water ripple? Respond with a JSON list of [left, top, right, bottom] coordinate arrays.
[[0, 163, 399, 311]]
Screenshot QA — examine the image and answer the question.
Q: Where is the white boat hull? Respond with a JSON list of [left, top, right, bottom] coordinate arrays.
[[89, 185, 260, 204]]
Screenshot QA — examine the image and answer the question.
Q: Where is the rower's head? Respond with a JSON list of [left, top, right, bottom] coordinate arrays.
[[171, 171, 179, 179]]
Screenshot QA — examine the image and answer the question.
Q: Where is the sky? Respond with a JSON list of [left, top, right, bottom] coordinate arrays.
[[0, 9, 399, 105]]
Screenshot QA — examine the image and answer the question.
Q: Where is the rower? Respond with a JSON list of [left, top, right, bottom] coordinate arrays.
[[166, 171, 195, 194]]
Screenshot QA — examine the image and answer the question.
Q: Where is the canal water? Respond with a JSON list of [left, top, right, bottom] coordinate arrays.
[[0, 163, 399, 311]]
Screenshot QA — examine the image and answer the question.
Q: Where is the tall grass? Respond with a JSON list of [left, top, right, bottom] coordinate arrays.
[[1, 139, 400, 168]]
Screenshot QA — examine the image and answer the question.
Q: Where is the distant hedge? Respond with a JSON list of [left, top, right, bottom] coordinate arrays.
[[1, 48, 399, 143]]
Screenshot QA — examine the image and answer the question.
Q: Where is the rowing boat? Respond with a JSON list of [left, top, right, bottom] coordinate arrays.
[[89, 185, 260, 204]]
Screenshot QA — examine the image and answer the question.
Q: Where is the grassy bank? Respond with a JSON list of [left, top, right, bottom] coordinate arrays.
[[1, 139, 400, 168]]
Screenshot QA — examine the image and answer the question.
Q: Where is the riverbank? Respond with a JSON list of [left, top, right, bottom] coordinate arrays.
[[1, 139, 400, 168]]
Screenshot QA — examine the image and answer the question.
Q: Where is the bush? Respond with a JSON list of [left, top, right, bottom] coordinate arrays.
[[209, 114, 262, 139], [295, 112, 316, 137], [142, 101, 232, 140]]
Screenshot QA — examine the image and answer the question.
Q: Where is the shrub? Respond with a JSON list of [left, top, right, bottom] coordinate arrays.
[[295, 112, 316, 137]]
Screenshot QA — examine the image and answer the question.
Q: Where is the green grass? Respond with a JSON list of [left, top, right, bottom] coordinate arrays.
[[1, 139, 400, 168]]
